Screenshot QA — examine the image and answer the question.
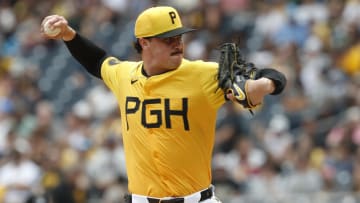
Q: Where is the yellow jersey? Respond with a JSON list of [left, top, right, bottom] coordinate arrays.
[[101, 57, 225, 197]]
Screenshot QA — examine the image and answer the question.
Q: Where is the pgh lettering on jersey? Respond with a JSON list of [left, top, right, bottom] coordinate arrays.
[[125, 97, 189, 130], [100, 57, 225, 197]]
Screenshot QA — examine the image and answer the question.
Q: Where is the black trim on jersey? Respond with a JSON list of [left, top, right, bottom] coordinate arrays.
[[141, 65, 149, 77], [64, 33, 107, 79]]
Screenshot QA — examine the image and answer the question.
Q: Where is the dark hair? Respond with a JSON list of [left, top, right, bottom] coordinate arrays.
[[133, 37, 153, 54], [133, 39, 142, 54]]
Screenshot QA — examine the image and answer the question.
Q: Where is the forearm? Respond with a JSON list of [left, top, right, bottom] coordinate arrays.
[[226, 68, 286, 108], [64, 33, 107, 79], [41, 15, 107, 79], [248, 67, 287, 105], [246, 78, 275, 106]]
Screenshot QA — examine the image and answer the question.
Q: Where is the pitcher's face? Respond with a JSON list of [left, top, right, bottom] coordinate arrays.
[[144, 35, 184, 71]]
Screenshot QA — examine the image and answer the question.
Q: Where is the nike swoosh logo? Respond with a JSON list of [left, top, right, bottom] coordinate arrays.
[[131, 79, 138, 84], [233, 83, 245, 100]]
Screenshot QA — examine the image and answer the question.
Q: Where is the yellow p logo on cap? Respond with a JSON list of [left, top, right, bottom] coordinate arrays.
[[134, 6, 195, 38]]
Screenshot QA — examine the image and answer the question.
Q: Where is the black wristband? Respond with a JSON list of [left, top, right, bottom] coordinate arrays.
[[256, 68, 287, 95]]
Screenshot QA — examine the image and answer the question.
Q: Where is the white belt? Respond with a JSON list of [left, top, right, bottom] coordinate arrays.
[[130, 186, 214, 203]]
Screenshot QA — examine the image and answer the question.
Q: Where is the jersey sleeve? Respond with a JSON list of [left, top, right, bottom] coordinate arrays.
[[198, 61, 226, 109], [100, 56, 124, 92]]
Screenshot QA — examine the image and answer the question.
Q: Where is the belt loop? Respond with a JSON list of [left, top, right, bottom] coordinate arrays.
[[199, 186, 213, 202]]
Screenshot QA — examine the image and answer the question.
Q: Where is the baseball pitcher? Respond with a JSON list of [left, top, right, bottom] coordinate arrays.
[[41, 6, 286, 203]]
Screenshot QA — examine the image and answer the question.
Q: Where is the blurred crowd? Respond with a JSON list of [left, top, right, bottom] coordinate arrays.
[[0, 0, 360, 203]]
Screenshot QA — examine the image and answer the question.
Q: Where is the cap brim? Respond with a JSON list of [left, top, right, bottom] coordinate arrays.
[[154, 27, 196, 38]]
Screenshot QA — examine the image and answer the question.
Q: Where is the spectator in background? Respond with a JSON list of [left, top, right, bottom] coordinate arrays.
[[284, 151, 323, 194], [213, 136, 266, 192], [322, 132, 354, 191], [0, 131, 42, 203], [262, 113, 293, 164], [215, 102, 250, 154], [352, 146, 360, 193], [86, 136, 127, 197], [246, 156, 286, 203], [338, 25, 360, 76]]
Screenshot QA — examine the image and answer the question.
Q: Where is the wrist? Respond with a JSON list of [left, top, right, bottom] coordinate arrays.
[[62, 27, 76, 41], [256, 68, 286, 95], [261, 77, 275, 94], [246, 78, 274, 106]]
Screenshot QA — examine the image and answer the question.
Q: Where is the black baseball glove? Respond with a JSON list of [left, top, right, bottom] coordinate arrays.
[[217, 43, 287, 110], [217, 43, 258, 109]]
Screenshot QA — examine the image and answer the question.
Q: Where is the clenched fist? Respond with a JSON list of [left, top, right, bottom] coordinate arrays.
[[40, 15, 76, 41]]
